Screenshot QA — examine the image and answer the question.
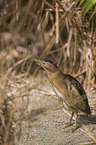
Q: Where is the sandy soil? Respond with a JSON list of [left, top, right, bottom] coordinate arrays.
[[19, 79, 96, 145]]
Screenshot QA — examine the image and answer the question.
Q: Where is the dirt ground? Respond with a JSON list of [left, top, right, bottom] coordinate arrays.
[[19, 78, 96, 145]]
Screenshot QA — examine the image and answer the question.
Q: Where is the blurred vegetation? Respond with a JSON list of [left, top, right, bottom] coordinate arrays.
[[0, 0, 96, 144], [77, 0, 96, 18]]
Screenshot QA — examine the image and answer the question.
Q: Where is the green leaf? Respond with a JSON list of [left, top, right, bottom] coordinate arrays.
[[79, 0, 85, 6], [91, 6, 96, 18], [77, 0, 96, 17]]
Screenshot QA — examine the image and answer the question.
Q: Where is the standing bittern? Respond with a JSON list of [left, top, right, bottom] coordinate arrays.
[[34, 59, 91, 130]]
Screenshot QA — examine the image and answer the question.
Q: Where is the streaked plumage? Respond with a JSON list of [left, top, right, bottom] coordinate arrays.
[[34, 59, 91, 129]]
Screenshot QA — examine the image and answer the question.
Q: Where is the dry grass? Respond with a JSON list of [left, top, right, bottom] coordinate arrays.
[[0, 73, 41, 144], [0, 0, 95, 144], [0, 0, 95, 87]]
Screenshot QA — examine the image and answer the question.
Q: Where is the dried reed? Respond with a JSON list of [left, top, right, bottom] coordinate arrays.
[[0, 0, 95, 144]]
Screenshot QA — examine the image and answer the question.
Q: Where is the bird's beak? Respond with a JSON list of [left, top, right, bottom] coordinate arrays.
[[34, 59, 43, 67]]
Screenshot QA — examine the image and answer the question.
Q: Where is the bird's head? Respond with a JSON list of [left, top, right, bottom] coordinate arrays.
[[34, 59, 58, 73]]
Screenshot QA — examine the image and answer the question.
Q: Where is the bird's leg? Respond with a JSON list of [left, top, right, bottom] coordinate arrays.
[[75, 113, 77, 128], [65, 113, 79, 132], [69, 112, 74, 125], [64, 112, 74, 126], [70, 113, 77, 132], [71, 113, 81, 132], [61, 112, 74, 128], [53, 112, 74, 127]]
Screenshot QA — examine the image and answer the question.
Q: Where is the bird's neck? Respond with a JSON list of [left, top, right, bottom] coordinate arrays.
[[47, 69, 67, 97], [47, 69, 62, 83]]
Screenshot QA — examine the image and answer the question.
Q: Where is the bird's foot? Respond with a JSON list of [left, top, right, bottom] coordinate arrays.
[[63, 121, 74, 126], [67, 125, 81, 132], [63, 121, 74, 130], [53, 120, 74, 127], [53, 119, 80, 132], [64, 123, 81, 132], [71, 126, 78, 132], [64, 126, 76, 132]]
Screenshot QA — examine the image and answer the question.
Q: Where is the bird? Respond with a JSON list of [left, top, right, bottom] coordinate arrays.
[[34, 59, 91, 130]]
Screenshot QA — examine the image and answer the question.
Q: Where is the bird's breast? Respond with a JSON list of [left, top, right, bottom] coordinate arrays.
[[53, 87, 64, 99], [52, 86, 69, 109]]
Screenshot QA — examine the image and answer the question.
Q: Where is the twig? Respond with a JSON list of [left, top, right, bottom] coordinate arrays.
[[56, 2, 59, 44], [74, 69, 86, 78], [77, 117, 96, 142], [6, 55, 33, 75], [63, 109, 96, 142]]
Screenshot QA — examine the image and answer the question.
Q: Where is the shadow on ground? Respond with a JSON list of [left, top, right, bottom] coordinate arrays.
[[19, 82, 96, 145]]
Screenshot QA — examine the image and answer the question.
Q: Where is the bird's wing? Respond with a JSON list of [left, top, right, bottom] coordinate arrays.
[[61, 74, 91, 112], [65, 74, 91, 114], [65, 74, 88, 102]]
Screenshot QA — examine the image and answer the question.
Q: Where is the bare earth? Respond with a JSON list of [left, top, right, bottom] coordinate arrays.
[[19, 78, 96, 145]]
